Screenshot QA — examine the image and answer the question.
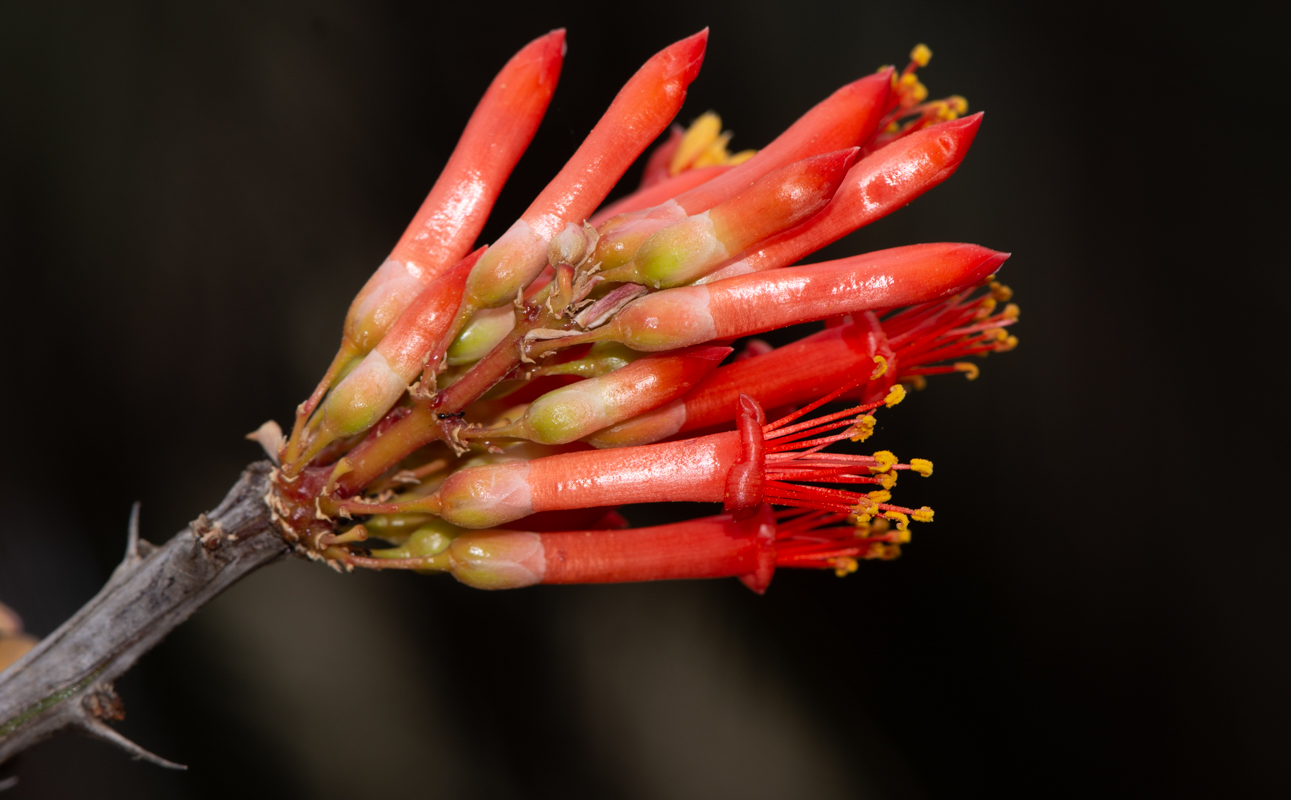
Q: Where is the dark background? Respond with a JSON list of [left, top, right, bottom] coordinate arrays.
[[0, 0, 1286, 797]]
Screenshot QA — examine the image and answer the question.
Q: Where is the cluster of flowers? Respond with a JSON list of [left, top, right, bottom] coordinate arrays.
[[264, 30, 1018, 592]]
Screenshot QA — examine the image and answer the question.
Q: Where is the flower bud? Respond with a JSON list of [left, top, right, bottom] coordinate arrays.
[[449, 530, 546, 589], [368, 520, 464, 573], [447, 306, 516, 366], [599, 149, 858, 288], [547, 221, 592, 267], [476, 346, 729, 445], [587, 201, 688, 273]]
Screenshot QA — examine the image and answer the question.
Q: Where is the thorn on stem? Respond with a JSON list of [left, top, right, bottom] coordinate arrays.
[[78, 714, 187, 770], [124, 502, 156, 561]]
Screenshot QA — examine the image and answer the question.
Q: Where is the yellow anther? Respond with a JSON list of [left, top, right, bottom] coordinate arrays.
[[911, 44, 932, 67], [896, 73, 930, 103], [726, 149, 757, 166], [909, 458, 934, 477], [954, 362, 980, 381], [875, 471, 898, 490], [933, 101, 958, 121], [884, 383, 906, 408], [885, 511, 911, 531], [671, 112, 723, 175], [912, 506, 935, 523], [975, 297, 998, 319], [867, 490, 892, 505], [833, 557, 859, 577], [871, 518, 890, 534], [870, 354, 888, 380], [990, 281, 1013, 302], [692, 131, 733, 168], [865, 542, 901, 560], [1003, 303, 1020, 321], [948, 96, 969, 115], [996, 336, 1019, 353], [984, 327, 1008, 342], [903, 375, 928, 391], [852, 518, 870, 537], [884, 120, 900, 134], [849, 414, 876, 442], [897, 527, 912, 544], [854, 493, 881, 516], [871, 450, 898, 473]]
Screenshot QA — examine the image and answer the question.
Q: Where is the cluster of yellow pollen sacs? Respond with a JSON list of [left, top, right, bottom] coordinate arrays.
[[944, 282, 1020, 380], [833, 371, 936, 563], [846, 518, 903, 572], [848, 381, 907, 444], [669, 111, 757, 175], [985, 281, 1022, 349], [837, 381, 934, 545], [882, 44, 970, 137], [832, 370, 937, 572]]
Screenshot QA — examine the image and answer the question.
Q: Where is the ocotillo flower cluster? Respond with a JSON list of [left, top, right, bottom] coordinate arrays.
[[265, 30, 1019, 593]]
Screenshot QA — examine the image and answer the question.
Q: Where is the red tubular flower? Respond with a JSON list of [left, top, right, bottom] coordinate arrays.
[[330, 387, 930, 532], [269, 39, 1019, 590], [287, 248, 485, 472], [450, 31, 709, 321], [587, 70, 890, 256], [462, 345, 730, 445], [287, 30, 566, 459], [353, 504, 914, 594], [701, 114, 982, 282], [586, 270, 1019, 448], [596, 148, 860, 288], [590, 164, 732, 225], [526, 243, 1007, 356]]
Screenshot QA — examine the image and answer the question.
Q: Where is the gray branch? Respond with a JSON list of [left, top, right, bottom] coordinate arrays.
[[0, 462, 289, 770]]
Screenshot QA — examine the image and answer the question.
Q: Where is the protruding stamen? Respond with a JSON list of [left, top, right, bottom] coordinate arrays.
[[909, 458, 934, 477]]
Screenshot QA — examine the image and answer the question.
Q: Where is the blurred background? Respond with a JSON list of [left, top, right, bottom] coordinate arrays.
[[0, 0, 1285, 797]]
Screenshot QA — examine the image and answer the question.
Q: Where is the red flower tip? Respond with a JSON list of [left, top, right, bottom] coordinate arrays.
[[674, 28, 709, 86], [968, 247, 1010, 286], [842, 68, 895, 113], [537, 29, 567, 86], [945, 110, 983, 140]]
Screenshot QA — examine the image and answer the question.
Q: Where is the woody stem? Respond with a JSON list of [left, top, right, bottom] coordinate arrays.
[[0, 463, 287, 770]]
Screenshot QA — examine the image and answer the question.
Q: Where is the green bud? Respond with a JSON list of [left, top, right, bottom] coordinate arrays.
[[448, 530, 546, 589]]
